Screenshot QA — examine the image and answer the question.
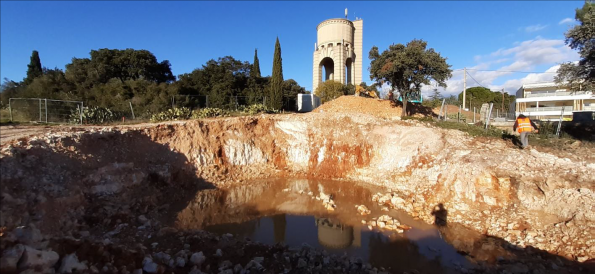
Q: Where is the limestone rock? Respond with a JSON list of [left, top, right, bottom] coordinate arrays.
[[142, 257, 158, 274], [190, 252, 206, 266], [297, 258, 307, 268], [18, 246, 59, 271], [215, 249, 223, 257], [356, 205, 371, 215], [175, 257, 186, 268], [59, 253, 88, 273], [0, 244, 25, 273]]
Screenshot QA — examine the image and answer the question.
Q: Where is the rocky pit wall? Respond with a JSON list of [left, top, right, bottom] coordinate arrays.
[[1, 112, 594, 272]]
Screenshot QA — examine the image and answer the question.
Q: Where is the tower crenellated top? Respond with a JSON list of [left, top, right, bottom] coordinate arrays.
[[316, 18, 354, 31]]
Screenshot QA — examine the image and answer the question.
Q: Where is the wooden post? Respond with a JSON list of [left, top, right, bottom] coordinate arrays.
[[439, 99, 445, 119]]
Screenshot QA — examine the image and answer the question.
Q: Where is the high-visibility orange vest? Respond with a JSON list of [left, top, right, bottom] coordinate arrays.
[[516, 117, 533, 133]]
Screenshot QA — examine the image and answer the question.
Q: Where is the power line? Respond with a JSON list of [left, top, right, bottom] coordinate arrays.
[[454, 68, 557, 74], [465, 70, 488, 89], [468, 69, 558, 74]]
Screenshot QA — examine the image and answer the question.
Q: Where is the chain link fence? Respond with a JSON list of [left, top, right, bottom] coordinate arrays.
[[8, 98, 82, 124]]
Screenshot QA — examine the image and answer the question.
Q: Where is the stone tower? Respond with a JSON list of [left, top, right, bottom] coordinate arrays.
[[313, 18, 363, 92]]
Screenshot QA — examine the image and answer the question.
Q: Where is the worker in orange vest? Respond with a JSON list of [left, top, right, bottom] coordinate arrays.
[[513, 114, 539, 149]]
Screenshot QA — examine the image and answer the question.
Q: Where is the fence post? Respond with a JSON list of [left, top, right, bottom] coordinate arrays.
[[206, 96, 209, 108], [458, 105, 461, 123], [438, 99, 445, 120], [473, 107, 476, 124], [444, 107, 447, 121], [129, 102, 135, 120], [39, 99, 42, 122], [79, 103, 83, 125], [485, 103, 494, 130], [45, 99, 48, 123], [9, 98, 13, 122], [556, 106, 565, 137]]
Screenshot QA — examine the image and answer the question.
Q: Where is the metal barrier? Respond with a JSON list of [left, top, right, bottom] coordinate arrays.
[[9, 98, 83, 124]]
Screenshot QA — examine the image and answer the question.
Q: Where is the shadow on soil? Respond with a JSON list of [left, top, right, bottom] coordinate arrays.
[[391, 100, 438, 117], [431, 203, 594, 274], [0, 130, 219, 272]]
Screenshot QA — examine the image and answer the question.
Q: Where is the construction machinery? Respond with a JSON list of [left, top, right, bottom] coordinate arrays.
[[355, 85, 379, 99], [397, 91, 423, 104]]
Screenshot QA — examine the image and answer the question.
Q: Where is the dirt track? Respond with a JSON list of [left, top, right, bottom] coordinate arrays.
[[1, 125, 54, 145]]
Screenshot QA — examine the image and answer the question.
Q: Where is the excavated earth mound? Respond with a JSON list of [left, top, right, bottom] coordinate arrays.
[[1, 110, 594, 273], [313, 96, 404, 119]]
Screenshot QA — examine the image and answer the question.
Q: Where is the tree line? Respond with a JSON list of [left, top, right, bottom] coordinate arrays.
[[1, 38, 306, 117]]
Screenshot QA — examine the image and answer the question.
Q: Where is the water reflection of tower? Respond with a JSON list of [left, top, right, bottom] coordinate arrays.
[[272, 214, 287, 243], [315, 218, 361, 249]]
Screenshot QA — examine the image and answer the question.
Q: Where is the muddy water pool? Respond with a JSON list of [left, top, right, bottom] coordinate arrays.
[[174, 179, 473, 273]]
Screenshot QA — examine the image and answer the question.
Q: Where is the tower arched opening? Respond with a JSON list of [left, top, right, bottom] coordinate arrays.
[[345, 58, 353, 85], [320, 57, 335, 82]]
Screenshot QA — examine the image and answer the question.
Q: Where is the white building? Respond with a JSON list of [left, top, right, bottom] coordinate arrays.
[[514, 82, 594, 121]]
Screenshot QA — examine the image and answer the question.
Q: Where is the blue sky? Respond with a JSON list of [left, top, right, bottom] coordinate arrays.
[[0, 1, 583, 96]]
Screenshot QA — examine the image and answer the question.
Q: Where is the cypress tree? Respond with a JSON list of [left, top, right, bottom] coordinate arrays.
[[24, 50, 43, 85], [252, 49, 261, 78], [269, 37, 283, 110]]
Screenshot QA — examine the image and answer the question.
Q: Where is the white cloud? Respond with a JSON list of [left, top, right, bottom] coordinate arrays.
[[420, 37, 579, 97], [491, 65, 561, 92], [523, 24, 548, 32], [559, 18, 574, 25]]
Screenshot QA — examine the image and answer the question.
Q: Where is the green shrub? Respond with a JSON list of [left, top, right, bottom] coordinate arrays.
[[242, 104, 279, 115], [447, 113, 466, 122], [71, 106, 121, 124], [150, 107, 192, 122], [191, 108, 229, 119]]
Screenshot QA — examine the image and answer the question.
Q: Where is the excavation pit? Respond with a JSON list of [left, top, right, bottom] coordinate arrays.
[[1, 111, 594, 273]]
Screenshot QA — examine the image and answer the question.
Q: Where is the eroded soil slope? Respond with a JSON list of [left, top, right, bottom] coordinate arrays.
[[1, 111, 594, 273]]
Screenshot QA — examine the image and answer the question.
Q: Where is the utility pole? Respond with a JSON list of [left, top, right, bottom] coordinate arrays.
[[463, 67, 467, 110]]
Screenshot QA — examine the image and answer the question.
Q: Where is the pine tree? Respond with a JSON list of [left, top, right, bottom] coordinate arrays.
[[24, 50, 43, 85], [269, 37, 283, 110], [251, 49, 261, 78], [429, 89, 441, 101]]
